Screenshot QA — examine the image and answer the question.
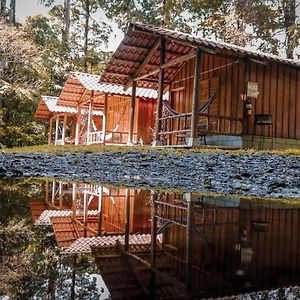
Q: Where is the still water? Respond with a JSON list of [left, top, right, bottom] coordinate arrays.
[[1, 178, 300, 299]]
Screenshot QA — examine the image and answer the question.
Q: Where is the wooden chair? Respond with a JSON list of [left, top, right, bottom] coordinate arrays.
[[176, 116, 208, 145], [253, 114, 273, 149]]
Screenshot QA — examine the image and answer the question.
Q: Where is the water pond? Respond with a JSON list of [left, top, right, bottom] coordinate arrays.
[[1, 178, 300, 299]]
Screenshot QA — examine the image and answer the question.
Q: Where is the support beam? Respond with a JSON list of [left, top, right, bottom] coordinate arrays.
[[131, 27, 216, 55], [97, 186, 103, 236], [153, 37, 166, 146], [59, 181, 63, 208], [125, 39, 160, 90], [188, 48, 202, 147], [186, 200, 194, 289], [54, 115, 59, 145], [102, 94, 108, 144], [48, 117, 53, 145], [134, 50, 195, 83], [124, 189, 131, 251], [128, 81, 137, 145], [86, 100, 93, 145], [151, 192, 158, 268], [75, 105, 82, 145], [61, 114, 67, 145], [72, 183, 76, 216]]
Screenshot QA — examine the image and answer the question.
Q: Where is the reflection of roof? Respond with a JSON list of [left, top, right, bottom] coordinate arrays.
[[51, 216, 100, 250], [34, 96, 103, 120], [92, 244, 186, 300], [63, 233, 156, 254], [35, 209, 98, 226], [29, 201, 47, 221], [100, 22, 300, 89]]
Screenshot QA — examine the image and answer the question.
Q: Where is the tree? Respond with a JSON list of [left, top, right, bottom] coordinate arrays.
[[62, 0, 71, 45], [9, 0, 16, 25], [0, 0, 7, 18], [0, 20, 47, 148]]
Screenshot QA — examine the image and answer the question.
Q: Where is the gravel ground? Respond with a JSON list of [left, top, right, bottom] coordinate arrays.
[[0, 149, 300, 198]]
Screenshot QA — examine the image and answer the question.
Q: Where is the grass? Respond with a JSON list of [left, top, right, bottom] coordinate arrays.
[[2, 143, 300, 156]]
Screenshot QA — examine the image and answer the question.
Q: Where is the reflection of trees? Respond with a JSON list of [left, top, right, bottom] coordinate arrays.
[[0, 178, 103, 299]]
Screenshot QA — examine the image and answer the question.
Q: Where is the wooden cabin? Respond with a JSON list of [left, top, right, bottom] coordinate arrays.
[[56, 72, 158, 145], [100, 23, 300, 149]]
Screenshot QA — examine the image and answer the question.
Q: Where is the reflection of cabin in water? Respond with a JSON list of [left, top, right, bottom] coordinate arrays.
[[30, 180, 152, 252], [91, 191, 300, 299], [34, 72, 159, 146], [100, 23, 300, 149]]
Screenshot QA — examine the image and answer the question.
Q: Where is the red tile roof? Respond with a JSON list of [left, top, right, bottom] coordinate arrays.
[[100, 22, 300, 89]]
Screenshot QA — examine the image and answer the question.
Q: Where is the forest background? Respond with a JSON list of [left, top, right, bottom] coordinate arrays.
[[0, 0, 299, 148]]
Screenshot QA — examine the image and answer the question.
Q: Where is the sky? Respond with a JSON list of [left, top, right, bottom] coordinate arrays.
[[15, 0, 123, 51]]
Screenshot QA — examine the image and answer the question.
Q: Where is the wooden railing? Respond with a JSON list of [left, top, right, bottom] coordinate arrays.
[[158, 113, 243, 146], [87, 131, 103, 145], [105, 131, 138, 144]]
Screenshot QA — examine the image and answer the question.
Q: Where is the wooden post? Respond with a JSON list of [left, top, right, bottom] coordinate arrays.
[[97, 186, 103, 236], [83, 184, 88, 237], [153, 37, 166, 146], [62, 114, 67, 146], [75, 105, 82, 145], [48, 117, 53, 145], [51, 180, 56, 205], [102, 94, 108, 144], [54, 115, 59, 145], [151, 192, 158, 268], [124, 189, 131, 251], [186, 200, 194, 289], [86, 100, 93, 145], [72, 183, 76, 216], [45, 179, 49, 204], [59, 181, 63, 209], [189, 48, 202, 147], [128, 81, 137, 145]]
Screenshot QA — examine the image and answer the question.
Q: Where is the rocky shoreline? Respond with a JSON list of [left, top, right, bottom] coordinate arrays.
[[0, 149, 300, 199]]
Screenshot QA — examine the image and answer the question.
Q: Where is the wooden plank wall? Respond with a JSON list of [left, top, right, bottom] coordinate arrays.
[[107, 95, 137, 143], [171, 51, 300, 140], [107, 96, 156, 144], [164, 206, 300, 291], [136, 98, 156, 144], [170, 53, 245, 138], [245, 61, 300, 139]]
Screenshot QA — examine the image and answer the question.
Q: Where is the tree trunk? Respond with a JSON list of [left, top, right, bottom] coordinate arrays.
[[0, 0, 7, 18], [282, 0, 296, 59], [62, 0, 71, 45], [9, 0, 15, 25], [83, 0, 90, 72]]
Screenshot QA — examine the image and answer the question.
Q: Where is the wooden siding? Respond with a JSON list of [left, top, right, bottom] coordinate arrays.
[[163, 205, 300, 292], [136, 97, 156, 144], [107, 95, 156, 144], [246, 61, 300, 139], [170, 52, 300, 140], [107, 95, 136, 144], [169, 54, 245, 144]]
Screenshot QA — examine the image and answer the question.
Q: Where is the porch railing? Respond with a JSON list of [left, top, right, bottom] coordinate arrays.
[[158, 113, 243, 146], [87, 131, 103, 145]]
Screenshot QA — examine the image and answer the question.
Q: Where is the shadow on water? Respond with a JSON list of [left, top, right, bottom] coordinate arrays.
[[1, 178, 300, 299]]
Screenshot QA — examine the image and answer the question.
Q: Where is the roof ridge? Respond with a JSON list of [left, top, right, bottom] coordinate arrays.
[[130, 22, 300, 67]]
